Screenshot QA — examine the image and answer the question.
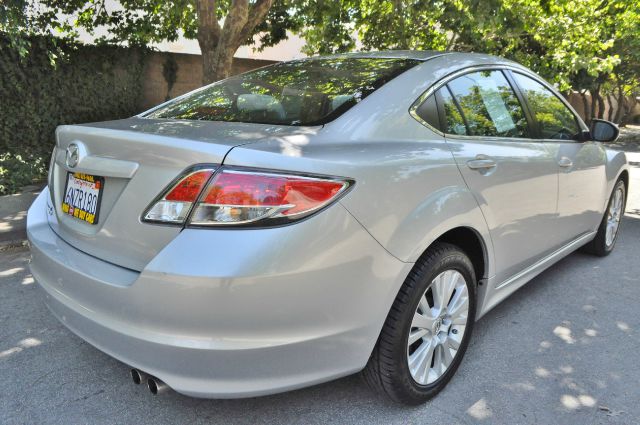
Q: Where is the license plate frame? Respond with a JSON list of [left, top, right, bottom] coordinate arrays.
[[61, 172, 105, 225]]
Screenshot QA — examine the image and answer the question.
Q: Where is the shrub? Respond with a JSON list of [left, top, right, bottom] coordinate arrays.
[[0, 153, 47, 195], [0, 34, 146, 195]]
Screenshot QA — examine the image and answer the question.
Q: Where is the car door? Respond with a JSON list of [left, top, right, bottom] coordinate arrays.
[[416, 69, 562, 284], [509, 71, 608, 242]]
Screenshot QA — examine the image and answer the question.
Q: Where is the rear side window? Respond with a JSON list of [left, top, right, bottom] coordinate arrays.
[[511, 73, 581, 140], [144, 58, 420, 126], [414, 93, 440, 130], [446, 70, 529, 138]]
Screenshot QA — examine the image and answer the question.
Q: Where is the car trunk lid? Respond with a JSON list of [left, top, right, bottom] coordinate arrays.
[[48, 117, 305, 271]]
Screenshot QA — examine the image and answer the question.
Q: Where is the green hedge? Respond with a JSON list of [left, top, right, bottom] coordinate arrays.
[[0, 35, 146, 195]]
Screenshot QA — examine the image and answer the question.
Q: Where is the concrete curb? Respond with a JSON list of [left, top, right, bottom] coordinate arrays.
[[0, 183, 45, 247]]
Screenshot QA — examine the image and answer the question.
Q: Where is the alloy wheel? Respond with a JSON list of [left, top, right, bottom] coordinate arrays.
[[605, 186, 624, 247], [407, 269, 469, 385]]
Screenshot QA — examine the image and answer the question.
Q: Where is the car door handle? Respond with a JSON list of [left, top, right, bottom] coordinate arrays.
[[467, 157, 497, 170], [558, 157, 573, 168]]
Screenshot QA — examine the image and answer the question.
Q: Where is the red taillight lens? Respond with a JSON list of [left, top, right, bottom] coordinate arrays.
[[164, 170, 213, 202], [190, 169, 350, 226], [202, 172, 344, 214], [143, 167, 351, 226], [143, 168, 215, 223]]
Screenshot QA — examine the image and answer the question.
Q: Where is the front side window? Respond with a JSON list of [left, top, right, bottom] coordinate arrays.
[[511, 73, 581, 140], [446, 70, 529, 138], [144, 58, 420, 126]]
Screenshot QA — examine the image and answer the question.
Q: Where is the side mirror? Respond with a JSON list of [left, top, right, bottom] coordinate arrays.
[[589, 119, 619, 142]]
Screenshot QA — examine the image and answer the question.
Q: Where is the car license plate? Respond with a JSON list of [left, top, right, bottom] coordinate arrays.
[[61, 172, 104, 225]]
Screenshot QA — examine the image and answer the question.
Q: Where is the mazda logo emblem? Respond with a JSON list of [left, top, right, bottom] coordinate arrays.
[[65, 143, 79, 168], [434, 318, 442, 334]]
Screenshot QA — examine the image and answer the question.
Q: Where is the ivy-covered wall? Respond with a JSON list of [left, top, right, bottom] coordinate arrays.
[[0, 35, 146, 195]]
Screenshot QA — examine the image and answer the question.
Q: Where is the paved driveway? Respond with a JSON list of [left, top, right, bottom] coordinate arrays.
[[1, 147, 638, 425]]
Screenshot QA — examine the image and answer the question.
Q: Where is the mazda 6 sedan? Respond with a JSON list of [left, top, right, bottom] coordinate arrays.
[[27, 51, 629, 404]]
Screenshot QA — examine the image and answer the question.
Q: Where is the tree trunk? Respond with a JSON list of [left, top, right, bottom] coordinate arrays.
[[580, 91, 591, 124], [196, 0, 274, 85], [614, 84, 625, 124], [606, 93, 615, 122], [596, 94, 605, 119], [197, 0, 222, 84], [590, 87, 599, 121]]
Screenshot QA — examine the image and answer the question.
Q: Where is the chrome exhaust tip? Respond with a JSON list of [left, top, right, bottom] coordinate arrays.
[[130, 368, 147, 385], [147, 377, 168, 395]]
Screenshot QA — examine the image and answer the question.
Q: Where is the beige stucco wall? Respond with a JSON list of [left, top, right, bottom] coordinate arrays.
[[140, 51, 276, 110]]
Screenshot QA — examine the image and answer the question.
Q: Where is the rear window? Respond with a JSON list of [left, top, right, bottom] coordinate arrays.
[[144, 58, 420, 126]]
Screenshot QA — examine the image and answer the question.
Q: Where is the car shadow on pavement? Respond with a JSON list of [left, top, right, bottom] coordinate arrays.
[[2, 215, 639, 425]]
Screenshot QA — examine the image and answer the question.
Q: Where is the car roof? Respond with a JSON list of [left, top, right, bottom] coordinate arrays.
[[303, 50, 519, 67], [307, 50, 449, 61]]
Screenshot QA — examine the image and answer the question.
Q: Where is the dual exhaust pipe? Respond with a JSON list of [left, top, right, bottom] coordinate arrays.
[[130, 368, 168, 395]]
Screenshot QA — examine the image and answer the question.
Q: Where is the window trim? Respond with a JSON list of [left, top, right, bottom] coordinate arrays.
[[409, 64, 588, 142]]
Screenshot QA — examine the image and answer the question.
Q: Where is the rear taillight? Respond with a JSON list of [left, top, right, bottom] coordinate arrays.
[[143, 168, 215, 223], [143, 167, 352, 227]]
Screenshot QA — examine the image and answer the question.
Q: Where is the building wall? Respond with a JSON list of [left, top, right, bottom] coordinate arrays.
[[140, 51, 276, 110], [566, 92, 640, 124]]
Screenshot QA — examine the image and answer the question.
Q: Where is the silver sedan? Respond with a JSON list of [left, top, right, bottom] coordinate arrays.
[[27, 51, 628, 404]]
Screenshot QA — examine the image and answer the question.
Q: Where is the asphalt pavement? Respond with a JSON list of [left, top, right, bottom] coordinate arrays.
[[1, 144, 639, 424]]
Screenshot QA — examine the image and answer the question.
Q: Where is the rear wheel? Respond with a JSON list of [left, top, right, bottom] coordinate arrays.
[[583, 180, 626, 257], [362, 242, 476, 405]]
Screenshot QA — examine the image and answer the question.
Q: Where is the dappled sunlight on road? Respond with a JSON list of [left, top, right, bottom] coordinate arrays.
[[457, 213, 640, 423], [616, 321, 631, 332], [533, 320, 606, 413], [0, 210, 27, 232], [561, 394, 596, 410], [0, 337, 42, 359], [553, 323, 576, 344], [466, 398, 493, 420]]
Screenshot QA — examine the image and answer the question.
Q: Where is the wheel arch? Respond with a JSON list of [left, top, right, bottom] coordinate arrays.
[[415, 226, 492, 319], [431, 226, 488, 283], [619, 169, 629, 193]]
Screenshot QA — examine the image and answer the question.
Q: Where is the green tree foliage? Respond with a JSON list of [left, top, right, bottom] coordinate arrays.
[[5, 0, 640, 121], [297, 0, 640, 122], [1, 0, 62, 59]]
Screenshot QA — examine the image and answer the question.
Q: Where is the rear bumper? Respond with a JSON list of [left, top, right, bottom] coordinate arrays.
[[27, 188, 410, 398]]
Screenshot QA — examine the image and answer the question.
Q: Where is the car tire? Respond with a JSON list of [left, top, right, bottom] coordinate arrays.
[[362, 242, 476, 405], [582, 179, 626, 257]]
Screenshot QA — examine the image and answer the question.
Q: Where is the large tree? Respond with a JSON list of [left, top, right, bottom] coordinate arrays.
[[297, 0, 640, 123], [196, 0, 274, 82], [9, 0, 640, 121], [39, 0, 300, 83]]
